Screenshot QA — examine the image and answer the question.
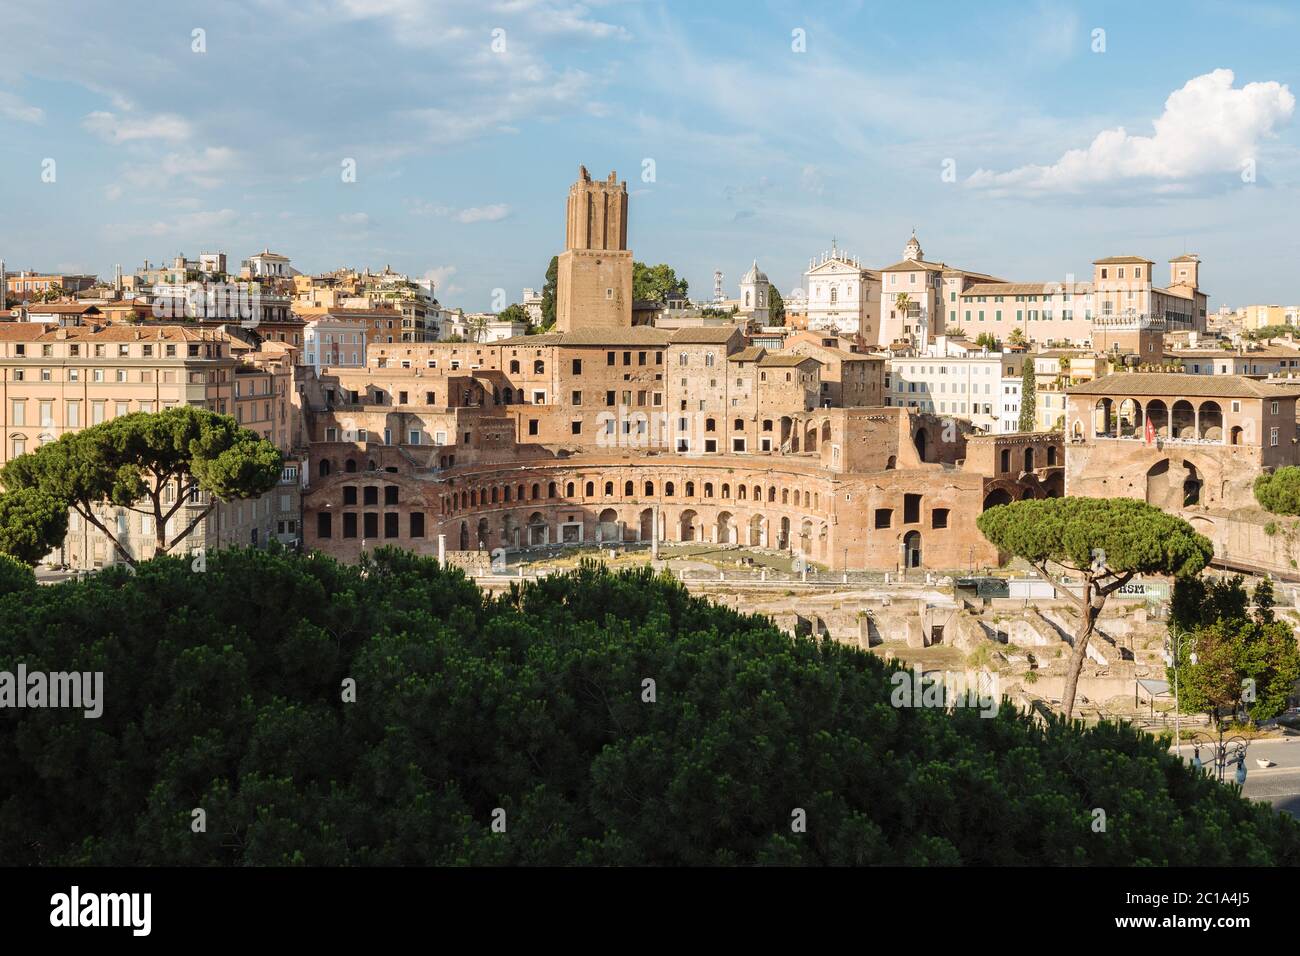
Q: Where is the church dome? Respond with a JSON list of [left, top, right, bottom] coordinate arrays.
[[742, 259, 768, 284]]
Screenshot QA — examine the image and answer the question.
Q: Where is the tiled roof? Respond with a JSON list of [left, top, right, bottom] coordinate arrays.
[[668, 326, 744, 344], [514, 326, 672, 346], [728, 346, 766, 362], [1068, 372, 1300, 399], [1092, 255, 1154, 264], [963, 281, 1092, 296], [758, 354, 820, 368]]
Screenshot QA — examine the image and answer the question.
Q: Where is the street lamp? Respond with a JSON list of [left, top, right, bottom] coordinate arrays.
[[1189, 716, 1250, 785], [1164, 624, 1195, 752]]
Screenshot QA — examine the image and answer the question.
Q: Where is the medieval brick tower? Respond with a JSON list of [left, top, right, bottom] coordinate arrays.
[[555, 166, 633, 333]]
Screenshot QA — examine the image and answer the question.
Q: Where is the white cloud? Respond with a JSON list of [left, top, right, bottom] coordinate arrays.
[[106, 208, 239, 239], [408, 200, 510, 223], [455, 203, 509, 223], [0, 91, 43, 124], [423, 265, 461, 296], [82, 110, 193, 143], [966, 70, 1295, 195]]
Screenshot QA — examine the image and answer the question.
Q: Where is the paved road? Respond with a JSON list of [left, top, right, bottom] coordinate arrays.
[[1172, 736, 1300, 815]]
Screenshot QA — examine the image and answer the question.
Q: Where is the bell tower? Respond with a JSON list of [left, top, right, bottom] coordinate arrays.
[[556, 165, 633, 332]]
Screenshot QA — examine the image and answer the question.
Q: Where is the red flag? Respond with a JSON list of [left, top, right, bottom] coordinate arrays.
[[1144, 416, 1155, 444]]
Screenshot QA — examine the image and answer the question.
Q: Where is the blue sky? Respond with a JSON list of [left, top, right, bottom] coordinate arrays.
[[1, 0, 1298, 309]]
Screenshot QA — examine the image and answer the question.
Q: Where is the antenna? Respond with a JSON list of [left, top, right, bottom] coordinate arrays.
[[713, 270, 724, 304]]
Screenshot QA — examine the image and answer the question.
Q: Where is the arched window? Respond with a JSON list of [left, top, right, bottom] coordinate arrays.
[[665, 481, 675, 496], [604, 481, 614, 496], [705, 419, 716, 432], [685, 481, 695, 497], [738, 485, 747, 500], [531, 483, 540, 500], [566, 481, 575, 497], [645, 480, 655, 496], [721, 483, 730, 498], [510, 360, 520, 374], [345, 459, 357, 473], [319, 459, 331, 477], [624, 480, 634, 496], [548, 481, 557, 498], [704, 482, 714, 498], [734, 419, 744, 431], [585, 481, 595, 496], [490, 487, 498, 504], [534, 360, 545, 375], [781, 489, 789, 504]]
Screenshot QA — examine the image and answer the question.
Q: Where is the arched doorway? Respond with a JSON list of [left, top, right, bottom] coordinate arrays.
[[778, 516, 790, 550], [913, 428, 928, 462], [598, 508, 619, 543], [639, 508, 654, 542], [903, 530, 922, 569], [716, 511, 735, 545], [1230, 425, 1243, 445], [527, 512, 548, 546], [459, 521, 469, 550], [679, 509, 698, 542], [476, 517, 490, 550], [1023, 447, 1035, 472], [749, 513, 766, 547]]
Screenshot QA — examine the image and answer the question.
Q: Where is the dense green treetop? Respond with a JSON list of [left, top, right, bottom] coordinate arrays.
[[1254, 467, 1300, 515], [0, 547, 1292, 866], [978, 497, 1213, 579]]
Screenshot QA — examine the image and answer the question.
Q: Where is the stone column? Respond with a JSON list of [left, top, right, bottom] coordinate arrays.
[[437, 533, 446, 567], [651, 504, 660, 560]]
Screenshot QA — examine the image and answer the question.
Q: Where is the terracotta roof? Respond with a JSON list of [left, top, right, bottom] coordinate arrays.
[[515, 327, 671, 347], [963, 282, 1091, 296], [668, 326, 744, 344], [879, 258, 949, 273], [21, 303, 103, 314], [1092, 255, 1154, 264], [758, 354, 820, 368], [728, 346, 766, 363], [1068, 372, 1300, 399]]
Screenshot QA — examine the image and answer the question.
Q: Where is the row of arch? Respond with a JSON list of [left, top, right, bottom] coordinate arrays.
[[441, 476, 827, 517], [1085, 398, 1235, 443], [454, 506, 833, 559]]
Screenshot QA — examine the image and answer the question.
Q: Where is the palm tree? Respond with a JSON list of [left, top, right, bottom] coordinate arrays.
[[1008, 327, 1027, 348], [465, 312, 490, 343], [894, 292, 912, 318]]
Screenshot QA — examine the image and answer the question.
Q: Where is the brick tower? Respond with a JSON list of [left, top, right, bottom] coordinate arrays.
[[555, 166, 633, 332]]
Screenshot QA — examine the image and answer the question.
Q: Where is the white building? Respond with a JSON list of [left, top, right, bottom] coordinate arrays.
[[522, 288, 544, 324], [999, 375, 1022, 434], [803, 241, 879, 337], [303, 317, 368, 373], [885, 336, 1003, 433], [243, 249, 294, 279], [443, 312, 528, 343]]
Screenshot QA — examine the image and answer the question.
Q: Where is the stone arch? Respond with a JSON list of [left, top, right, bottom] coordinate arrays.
[[644, 480, 655, 496], [598, 508, 619, 542], [1023, 446, 1034, 472], [679, 509, 698, 542], [749, 513, 766, 547], [459, 520, 469, 550], [1146, 400, 1169, 438], [624, 480, 634, 496], [716, 511, 735, 545], [982, 487, 1014, 510], [913, 427, 928, 462], [319, 459, 332, 477], [1199, 401, 1223, 441], [1117, 398, 1142, 437], [1230, 425, 1243, 445], [638, 508, 654, 542], [476, 517, 490, 549], [778, 516, 791, 550], [344, 458, 357, 473], [1171, 400, 1196, 440], [1092, 398, 1114, 437]]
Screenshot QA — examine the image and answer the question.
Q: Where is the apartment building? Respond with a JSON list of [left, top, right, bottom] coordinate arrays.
[[0, 323, 301, 567], [885, 340, 1005, 433]]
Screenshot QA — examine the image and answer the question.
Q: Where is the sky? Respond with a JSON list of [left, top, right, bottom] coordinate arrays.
[[1, 0, 1299, 310]]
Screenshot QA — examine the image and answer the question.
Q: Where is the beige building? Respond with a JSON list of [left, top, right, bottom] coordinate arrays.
[[0, 323, 302, 567]]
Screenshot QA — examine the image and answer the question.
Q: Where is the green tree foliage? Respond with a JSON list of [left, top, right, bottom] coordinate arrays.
[[768, 286, 785, 325], [540, 256, 558, 330], [0, 406, 281, 566], [0, 553, 35, 595], [1, 547, 1294, 866], [978, 498, 1213, 718], [1254, 467, 1300, 514], [497, 303, 530, 330], [1018, 358, 1036, 431], [0, 487, 69, 565], [632, 262, 688, 303], [1249, 324, 1295, 341], [975, 332, 998, 350], [1168, 575, 1299, 724]]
